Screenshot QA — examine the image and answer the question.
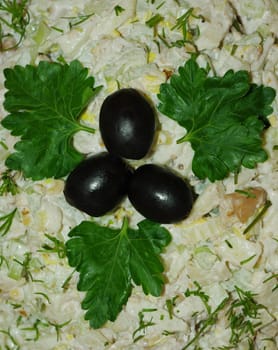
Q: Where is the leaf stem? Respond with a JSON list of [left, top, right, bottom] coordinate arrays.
[[79, 124, 95, 134], [120, 217, 129, 236], [176, 133, 188, 144]]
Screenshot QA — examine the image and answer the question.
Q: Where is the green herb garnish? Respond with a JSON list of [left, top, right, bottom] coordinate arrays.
[[185, 281, 211, 314], [146, 13, 164, 28], [62, 12, 95, 29], [156, 1, 165, 10], [65, 217, 171, 328], [39, 233, 66, 259], [0, 207, 16, 236], [225, 239, 233, 248], [13, 252, 43, 282], [226, 286, 266, 345], [263, 273, 278, 292], [133, 308, 157, 342], [34, 292, 51, 304], [0, 139, 8, 149], [165, 295, 178, 319], [48, 320, 71, 341], [158, 57, 276, 181], [231, 18, 245, 35], [21, 318, 43, 341], [0, 0, 30, 50], [182, 297, 230, 349], [170, 7, 203, 48], [181, 282, 274, 349], [0, 254, 9, 268], [239, 254, 257, 265], [0, 328, 20, 348], [243, 200, 272, 235], [50, 25, 64, 33], [235, 189, 257, 198], [171, 8, 197, 40], [0, 169, 19, 195], [114, 5, 125, 16], [1, 60, 102, 180]]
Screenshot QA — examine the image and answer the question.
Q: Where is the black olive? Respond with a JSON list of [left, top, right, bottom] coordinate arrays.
[[128, 164, 194, 223], [99, 88, 156, 160], [64, 152, 133, 217]]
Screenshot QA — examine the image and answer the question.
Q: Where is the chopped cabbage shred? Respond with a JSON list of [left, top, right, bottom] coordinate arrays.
[[0, 0, 277, 349]]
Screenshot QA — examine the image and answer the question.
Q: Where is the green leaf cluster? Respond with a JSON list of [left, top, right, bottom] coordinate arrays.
[[1, 60, 102, 180], [158, 58, 276, 182], [65, 218, 171, 328]]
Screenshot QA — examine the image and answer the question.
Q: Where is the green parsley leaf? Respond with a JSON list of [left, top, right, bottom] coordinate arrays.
[[158, 58, 276, 182], [65, 217, 171, 328], [129, 219, 171, 296], [1, 60, 102, 180]]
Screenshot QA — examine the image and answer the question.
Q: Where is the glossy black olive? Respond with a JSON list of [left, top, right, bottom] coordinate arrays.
[[64, 152, 133, 217], [128, 164, 194, 223], [99, 88, 156, 159]]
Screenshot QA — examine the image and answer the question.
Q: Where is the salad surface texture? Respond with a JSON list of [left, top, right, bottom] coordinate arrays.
[[0, 1, 278, 349]]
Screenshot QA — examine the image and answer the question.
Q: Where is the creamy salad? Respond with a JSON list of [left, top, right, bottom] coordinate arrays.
[[0, 1, 278, 349]]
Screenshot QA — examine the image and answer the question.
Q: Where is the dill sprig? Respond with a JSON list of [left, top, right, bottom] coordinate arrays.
[[114, 5, 125, 16], [165, 296, 178, 319], [171, 8, 204, 44], [0, 207, 16, 236], [146, 13, 164, 29], [39, 233, 67, 259], [185, 281, 211, 314], [182, 297, 229, 349], [48, 319, 71, 341], [235, 189, 257, 198], [182, 282, 272, 349], [133, 308, 157, 342], [61, 269, 76, 291], [0, 328, 20, 348], [21, 319, 44, 342], [0, 170, 19, 196], [13, 252, 43, 283], [243, 200, 272, 235], [226, 286, 266, 345], [62, 12, 94, 30], [0, 0, 30, 50], [182, 282, 229, 349], [154, 7, 204, 52], [0, 254, 9, 268], [263, 273, 278, 292]]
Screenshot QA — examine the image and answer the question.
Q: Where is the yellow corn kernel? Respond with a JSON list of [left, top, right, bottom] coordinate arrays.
[[106, 80, 119, 94], [80, 111, 96, 124], [148, 51, 156, 63]]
